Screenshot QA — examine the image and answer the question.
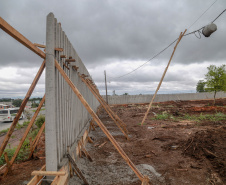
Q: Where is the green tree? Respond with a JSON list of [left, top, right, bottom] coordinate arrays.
[[12, 99, 22, 107], [205, 65, 226, 104], [123, 93, 129, 95], [196, 80, 206, 92]]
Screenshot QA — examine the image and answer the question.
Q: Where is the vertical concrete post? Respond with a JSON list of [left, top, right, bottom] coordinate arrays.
[[45, 12, 58, 171]]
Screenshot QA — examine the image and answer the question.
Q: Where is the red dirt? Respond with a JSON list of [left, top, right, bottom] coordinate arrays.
[[84, 98, 226, 184]]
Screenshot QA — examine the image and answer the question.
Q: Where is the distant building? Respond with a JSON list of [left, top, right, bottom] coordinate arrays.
[[0, 104, 10, 109]]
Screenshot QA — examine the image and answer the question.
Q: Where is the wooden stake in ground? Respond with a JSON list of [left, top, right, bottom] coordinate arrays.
[[141, 30, 187, 126]]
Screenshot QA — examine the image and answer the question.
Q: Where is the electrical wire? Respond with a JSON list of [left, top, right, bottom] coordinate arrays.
[[187, 0, 218, 29], [108, 7, 226, 80]]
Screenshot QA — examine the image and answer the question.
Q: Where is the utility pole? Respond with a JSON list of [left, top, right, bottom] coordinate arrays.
[[104, 70, 108, 104]]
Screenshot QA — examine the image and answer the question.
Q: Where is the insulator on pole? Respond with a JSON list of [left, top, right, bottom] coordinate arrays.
[[202, 23, 217, 37]]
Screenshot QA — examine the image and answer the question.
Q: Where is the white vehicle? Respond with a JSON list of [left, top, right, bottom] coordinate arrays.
[[0, 108, 24, 122]]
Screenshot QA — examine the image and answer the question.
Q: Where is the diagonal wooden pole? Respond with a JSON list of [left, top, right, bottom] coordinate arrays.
[[0, 17, 46, 158], [28, 122, 46, 159], [55, 60, 146, 183], [141, 30, 187, 125], [0, 61, 46, 158], [3, 95, 45, 176], [79, 75, 129, 139], [85, 78, 128, 132]]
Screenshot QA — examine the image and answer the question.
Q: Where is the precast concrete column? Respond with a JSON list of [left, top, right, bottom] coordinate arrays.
[[45, 12, 58, 171]]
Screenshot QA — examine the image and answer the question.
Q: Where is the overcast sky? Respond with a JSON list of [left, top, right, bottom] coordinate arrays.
[[0, 0, 225, 98]]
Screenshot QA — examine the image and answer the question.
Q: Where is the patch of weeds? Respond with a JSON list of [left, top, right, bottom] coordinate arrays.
[[0, 128, 9, 134], [16, 123, 23, 129], [23, 121, 30, 127], [153, 112, 170, 120], [35, 115, 45, 128], [11, 135, 16, 139], [0, 146, 30, 165], [138, 122, 146, 125]]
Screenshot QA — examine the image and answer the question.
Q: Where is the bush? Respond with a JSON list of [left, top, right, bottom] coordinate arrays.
[[35, 115, 45, 128]]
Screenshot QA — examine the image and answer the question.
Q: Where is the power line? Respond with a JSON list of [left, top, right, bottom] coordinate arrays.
[[187, 0, 218, 29], [108, 7, 226, 80]]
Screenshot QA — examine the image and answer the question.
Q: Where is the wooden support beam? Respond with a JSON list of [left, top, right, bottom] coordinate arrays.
[[80, 77, 129, 140], [27, 165, 46, 185], [34, 43, 46, 48], [28, 122, 46, 159], [141, 30, 187, 125], [65, 59, 76, 63], [0, 60, 45, 160], [63, 62, 70, 70], [55, 48, 64, 52], [67, 154, 89, 185], [55, 60, 145, 182], [4, 152, 11, 174], [31, 171, 66, 176], [60, 55, 66, 58], [80, 142, 93, 162], [72, 66, 79, 71], [84, 78, 128, 135], [0, 17, 45, 59]]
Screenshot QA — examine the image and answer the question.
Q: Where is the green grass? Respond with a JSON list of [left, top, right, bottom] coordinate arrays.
[[0, 146, 30, 165], [152, 112, 226, 123], [0, 128, 9, 135], [32, 108, 45, 112]]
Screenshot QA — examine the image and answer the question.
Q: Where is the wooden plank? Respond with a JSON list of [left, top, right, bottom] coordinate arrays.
[[0, 17, 45, 59], [65, 59, 76, 63], [0, 60, 45, 159], [34, 43, 46, 48], [55, 47, 64, 52], [60, 55, 66, 58], [55, 60, 145, 182], [28, 122, 46, 159], [31, 171, 66, 176], [27, 165, 46, 185], [141, 30, 187, 125]]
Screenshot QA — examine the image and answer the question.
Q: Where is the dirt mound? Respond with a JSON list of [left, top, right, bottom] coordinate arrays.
[[182, 127, 226, 182]]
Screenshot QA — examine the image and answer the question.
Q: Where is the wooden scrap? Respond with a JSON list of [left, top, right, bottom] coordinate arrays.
[[98, 141, 107, 148], [31, 171, 66, 176], [87, 136, 93, 143]]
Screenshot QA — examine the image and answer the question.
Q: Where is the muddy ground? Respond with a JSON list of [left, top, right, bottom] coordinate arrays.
[[70, 98, 226, 185]]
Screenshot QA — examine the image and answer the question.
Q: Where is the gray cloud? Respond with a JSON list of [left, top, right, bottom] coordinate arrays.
[[0, 0, 225, 97]]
